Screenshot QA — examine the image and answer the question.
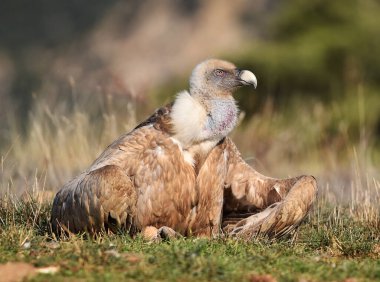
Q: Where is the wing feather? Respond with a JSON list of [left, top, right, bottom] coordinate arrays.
[[51, 164, 137, 235], [222, 137, 317, 239], [51, 104, 194, 236], [227, 175, 317, 239]]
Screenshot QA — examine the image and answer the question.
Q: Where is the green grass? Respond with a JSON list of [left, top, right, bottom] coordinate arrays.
[[0, 197, 379, 282]]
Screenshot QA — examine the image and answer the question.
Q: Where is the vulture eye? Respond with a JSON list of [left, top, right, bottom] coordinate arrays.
[[214, 69, 226, 77]]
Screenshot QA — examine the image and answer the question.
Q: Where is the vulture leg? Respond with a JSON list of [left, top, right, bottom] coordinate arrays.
[[51, 165, 137, 236], [223, 138, 317, 239]]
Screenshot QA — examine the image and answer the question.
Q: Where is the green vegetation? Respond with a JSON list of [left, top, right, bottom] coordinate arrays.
[[234, 0, 380, 105], [241, 0, 380, 164], [0, 192, 379, 281]]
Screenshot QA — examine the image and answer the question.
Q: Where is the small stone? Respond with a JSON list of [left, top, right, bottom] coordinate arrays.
[[249, 274, 277, 282], [37, 266, 60, 274], [21, 241, 31, 250], [125, 254, 141, 263]]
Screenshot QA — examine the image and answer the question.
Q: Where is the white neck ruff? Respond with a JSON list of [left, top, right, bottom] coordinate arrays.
[[170, 91, 238, 148]]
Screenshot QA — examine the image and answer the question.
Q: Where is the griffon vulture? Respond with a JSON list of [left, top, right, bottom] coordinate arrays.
[[51, 59, 317, 240]]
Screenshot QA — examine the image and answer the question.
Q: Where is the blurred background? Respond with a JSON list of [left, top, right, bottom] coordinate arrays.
[[0, 0, 379, 202]]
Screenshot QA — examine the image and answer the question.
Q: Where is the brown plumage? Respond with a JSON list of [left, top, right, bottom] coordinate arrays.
[[51, 59, 317, 239]]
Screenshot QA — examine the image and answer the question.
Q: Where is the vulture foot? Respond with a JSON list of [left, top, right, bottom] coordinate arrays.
[[142, 226, 181, 242]]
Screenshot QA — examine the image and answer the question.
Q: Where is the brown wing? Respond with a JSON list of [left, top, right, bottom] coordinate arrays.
[[51, 165, 137, 235], [254, 175, 317, 238], [222, 138, 318, 239], [226, 175, 317, 239], [51, 105, 173, 235], [223, 138, 298, 212], [88, 103, 174, 172], [51, 104, 197, 236]]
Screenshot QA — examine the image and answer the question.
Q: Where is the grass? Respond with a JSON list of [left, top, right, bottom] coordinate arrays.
[[0, 177, 379, 282]]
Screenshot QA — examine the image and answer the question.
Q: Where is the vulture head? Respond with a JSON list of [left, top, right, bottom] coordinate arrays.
[[189, 59, 257, 98], [171, 59, 257, 148]]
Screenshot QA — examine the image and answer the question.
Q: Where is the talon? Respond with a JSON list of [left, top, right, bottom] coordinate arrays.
[[142, 226, 160, 242], [158, 226, 181, 240]]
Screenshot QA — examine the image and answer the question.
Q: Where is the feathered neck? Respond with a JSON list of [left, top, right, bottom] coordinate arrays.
[[170, 91, 238, 148]]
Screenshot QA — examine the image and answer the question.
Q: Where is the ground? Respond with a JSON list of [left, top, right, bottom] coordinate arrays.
[[0, 198, 379, 282]]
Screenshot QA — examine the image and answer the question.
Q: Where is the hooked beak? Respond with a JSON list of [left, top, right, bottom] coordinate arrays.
[[238, 70, 257, 89]]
